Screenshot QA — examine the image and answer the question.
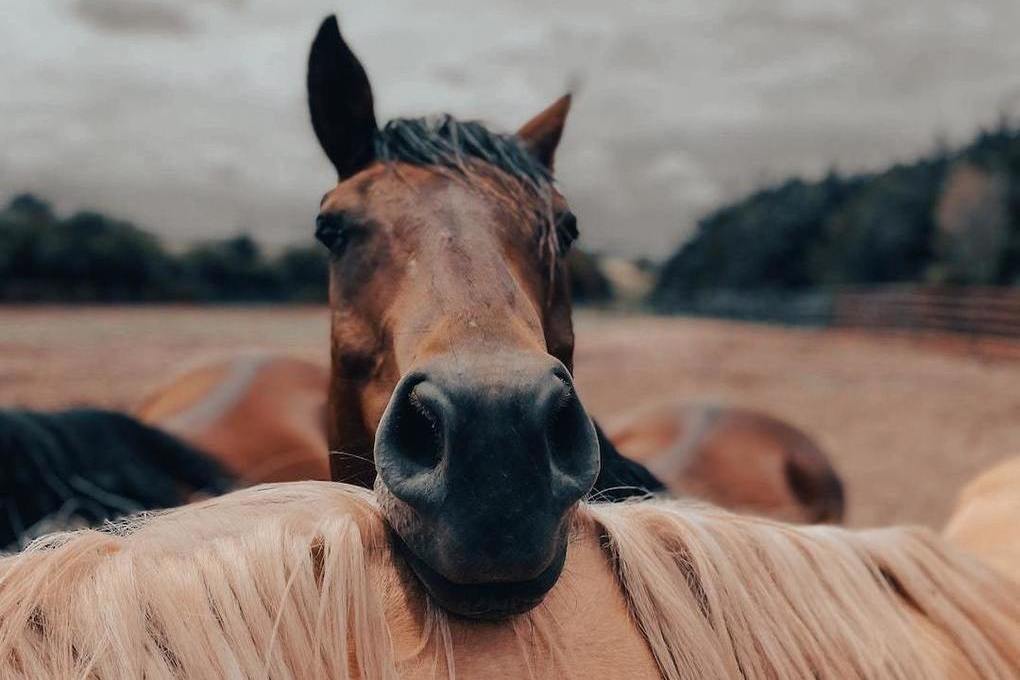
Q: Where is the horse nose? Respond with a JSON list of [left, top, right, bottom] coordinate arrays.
[[374, 355, 601, 524]]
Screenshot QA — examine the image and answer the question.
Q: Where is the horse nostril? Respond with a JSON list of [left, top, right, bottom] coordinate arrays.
[[541, 372, 600, 495], [546, 383, 583, 468], [376, 378, 446, 494], [397, 385, 444, 470]]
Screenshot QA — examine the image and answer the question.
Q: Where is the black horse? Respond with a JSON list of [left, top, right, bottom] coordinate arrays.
[[0, 408, 234, 551]]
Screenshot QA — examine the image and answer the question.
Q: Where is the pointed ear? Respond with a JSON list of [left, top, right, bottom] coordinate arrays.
[[307, 15, 378, 179], [517, 94, 572, 171]]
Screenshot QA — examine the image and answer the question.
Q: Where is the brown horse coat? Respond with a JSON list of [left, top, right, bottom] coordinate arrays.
[[606, 400, 845, 523], [138, 354, 331, 483]]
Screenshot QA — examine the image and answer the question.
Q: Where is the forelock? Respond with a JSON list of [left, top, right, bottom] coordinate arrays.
[[374, 115, 552, 191]]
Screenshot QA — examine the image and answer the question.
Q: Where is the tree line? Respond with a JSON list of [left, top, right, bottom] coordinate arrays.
[[652, 122, 1020, 310], [0, 194, 328, 303]]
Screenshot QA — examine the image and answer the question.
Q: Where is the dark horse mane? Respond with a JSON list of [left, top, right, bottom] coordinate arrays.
[[375, 116, 551, 190], [0, 409, 234, 551]]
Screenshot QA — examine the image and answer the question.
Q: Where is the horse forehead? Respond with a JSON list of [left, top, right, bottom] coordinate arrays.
[[326, 164, 530, 226], [325, 163, 503, 213], [323, 164, 534, 263]]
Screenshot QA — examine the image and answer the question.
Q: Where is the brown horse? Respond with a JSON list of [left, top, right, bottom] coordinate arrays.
[[296, 15, 671, 618], [139, 356, 846, 522], [606, 401, 845, 523]]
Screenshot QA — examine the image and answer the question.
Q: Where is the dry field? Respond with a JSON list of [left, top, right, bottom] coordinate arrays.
[[2, 305, 1019, 529]]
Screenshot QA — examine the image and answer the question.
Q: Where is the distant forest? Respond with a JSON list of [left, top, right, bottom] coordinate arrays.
[[0, 194, 328, 303], [652, 122, 1020, 309]]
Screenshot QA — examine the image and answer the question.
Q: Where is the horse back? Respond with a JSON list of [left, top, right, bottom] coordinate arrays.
[[138, 355, 331, 484]]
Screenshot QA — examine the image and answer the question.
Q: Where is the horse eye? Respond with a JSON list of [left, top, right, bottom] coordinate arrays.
[[315, 214, 348, 253], [556, 211, 578, 254]]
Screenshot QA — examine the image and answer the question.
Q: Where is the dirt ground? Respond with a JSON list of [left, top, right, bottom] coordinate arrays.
[[2, 305, 1018, 529]]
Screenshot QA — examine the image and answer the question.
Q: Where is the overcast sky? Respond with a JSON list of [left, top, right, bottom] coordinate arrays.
[[3, 0, 1020, 257]]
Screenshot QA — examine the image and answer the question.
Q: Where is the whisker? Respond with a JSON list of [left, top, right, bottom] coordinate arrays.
[[584, 485, 657, 504], [328, 450, 377, 466]]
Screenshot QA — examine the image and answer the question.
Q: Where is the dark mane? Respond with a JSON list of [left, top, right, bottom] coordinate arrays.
[[0, 408, 234, 551], [374, 115, 552, 192]]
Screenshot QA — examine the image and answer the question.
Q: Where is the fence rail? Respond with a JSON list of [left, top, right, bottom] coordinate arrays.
[[832, 287, 1020, 339], [665, 286, 1020, 341]]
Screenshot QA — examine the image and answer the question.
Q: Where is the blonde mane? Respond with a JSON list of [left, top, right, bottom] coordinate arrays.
[[1, 482, 1017, 679]]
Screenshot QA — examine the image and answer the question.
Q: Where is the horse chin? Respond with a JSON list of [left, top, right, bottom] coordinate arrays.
[[391, 533, 567, 621], [375, 479, 570, 619]]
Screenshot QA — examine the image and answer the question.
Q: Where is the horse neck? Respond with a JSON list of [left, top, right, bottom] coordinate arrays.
[[326, 373, 381, 487]]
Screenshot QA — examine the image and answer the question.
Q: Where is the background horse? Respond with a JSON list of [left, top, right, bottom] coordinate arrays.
[[0, 458, 1015, 678], [136, 354, 332, 484], [0, 408, 233, 551], [944, 455, 1020, 582], [606, 401, 845, 523], [138, 355, 846, 523]]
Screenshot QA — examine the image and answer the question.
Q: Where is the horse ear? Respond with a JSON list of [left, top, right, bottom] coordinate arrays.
[[307, 15, 378, 179], [517, 94, 572, 171]]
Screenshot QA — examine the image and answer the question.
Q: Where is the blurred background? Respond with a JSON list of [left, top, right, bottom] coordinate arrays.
[[3, 0, 1020, 527]]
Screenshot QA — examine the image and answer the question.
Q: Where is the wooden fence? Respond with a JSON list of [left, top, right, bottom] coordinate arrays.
[[664, 287, 1020, 349], [832, 287, 1020, 339]]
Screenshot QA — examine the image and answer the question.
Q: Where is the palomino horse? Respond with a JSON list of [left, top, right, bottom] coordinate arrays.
[[138, 355, 846, 522], [0, 459, 1016, 678], [944, 455, 1020, 582]]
